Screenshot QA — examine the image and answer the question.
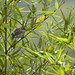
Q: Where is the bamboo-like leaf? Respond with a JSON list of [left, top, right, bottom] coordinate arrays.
[[66, 44, 75, 51], [65, 62, 70, 72], [1, 0, 5, 5], [49, 6, 56, 10], [35, 26, 43, 30], [11, 49, 21, 56], [42, 38, 46, 51], [60, 9, 65, 21], [0, 45, 4, 56], [22, 59, 30, 65], [38, 0, 42, 3], [50, 34, 68, 42], [55, 0, 59, 10], [73, 36, 75, 49], [66, 55, 75, 61], [32, 4, 36, 13], [40, 31, 49, 41], [58, 49, 63, 60], [2, 24, 12, 29], [45, 52, 55, 64], [14, 5, 22, 17], [25, 47, 45, 58], [43, 70, 57, 75], [48, 0, 52, 3], [59, 68, 64, 75], [40, 11, 55, 14], [49, 66, 59, 74]]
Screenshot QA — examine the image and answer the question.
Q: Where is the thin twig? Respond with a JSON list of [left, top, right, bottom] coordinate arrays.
[[4, 0, 7, 75]]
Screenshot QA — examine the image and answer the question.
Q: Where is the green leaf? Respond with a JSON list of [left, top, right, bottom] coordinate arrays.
[[60, 9, 65, 21], [65, 62, 70, 72], [50, 34, 68, 42], [38, 0, 42, 3], [49, 66, 59, 74], [45, 52, 55, 64], [40, 11, 55, 14], [66, 55, 75, 61], [14, 5, 22, 17], [48, 0, 52, 3], [1, 0, 5, 5], [71, 27, 75, 32], [55, 0, 59, 10], [66, 44, 75, 51], [59, 68, 64, 75], [58, 49, 62, 60], [73, 36, 75, 49], [25, 47, 45, 58], [32, 4, 36, 13], [43, 70, 56, 75], [22, 59, 30, 65], [2, 23, 12, 29], [49, 6, 56, 11], [40, 31, 49, 41], [0, 45, 4, 56]]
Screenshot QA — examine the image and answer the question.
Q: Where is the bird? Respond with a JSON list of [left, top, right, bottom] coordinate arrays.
[[12, 26, 26, 40]]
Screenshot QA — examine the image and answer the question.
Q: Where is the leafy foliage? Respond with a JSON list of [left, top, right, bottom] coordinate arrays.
[[0, 0, 75, 75]]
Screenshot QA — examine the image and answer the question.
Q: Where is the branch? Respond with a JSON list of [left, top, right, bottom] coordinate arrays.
[[4, 0, 7, 75], [7, 26, 37, 52]]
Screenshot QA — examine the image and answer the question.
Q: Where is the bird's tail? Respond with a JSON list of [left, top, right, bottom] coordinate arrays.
[[12, 33, 14, 40]]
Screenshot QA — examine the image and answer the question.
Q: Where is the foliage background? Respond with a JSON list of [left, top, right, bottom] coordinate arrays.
[[0, 0, 75, 75]]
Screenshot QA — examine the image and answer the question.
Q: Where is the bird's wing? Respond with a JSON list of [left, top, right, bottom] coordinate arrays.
[[14, 28, 23, 35]]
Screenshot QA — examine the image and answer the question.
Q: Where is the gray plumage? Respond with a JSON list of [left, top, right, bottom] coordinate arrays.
[[12, 26, 26, 40]]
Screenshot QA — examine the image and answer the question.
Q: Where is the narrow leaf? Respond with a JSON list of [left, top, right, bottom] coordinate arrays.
[[55, 0, 59, 10], [40, 11, 55, 14], [14, 5, 22, 17], [0, 45, 4, 55], [65, 62, 70, 72]]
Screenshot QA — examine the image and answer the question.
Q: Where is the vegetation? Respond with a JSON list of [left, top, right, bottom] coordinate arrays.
[[0, 0, 75, 75]]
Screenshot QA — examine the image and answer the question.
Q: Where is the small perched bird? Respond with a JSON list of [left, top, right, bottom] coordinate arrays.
[[12, 26, 26, 40]]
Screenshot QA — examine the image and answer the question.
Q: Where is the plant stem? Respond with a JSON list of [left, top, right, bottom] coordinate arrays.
[[5, 0, 7, 75]]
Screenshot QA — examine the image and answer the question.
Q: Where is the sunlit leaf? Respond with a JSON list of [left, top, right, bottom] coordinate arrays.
[[45, 52, 55, 64], [73, 36, 75, 49], [49, 66, 59, 74], [50, 34, 68, 42], [66, 44, 75, 51], [40, 31, 49, 41], [59, 68, 64, 75], [14, 5, 22, 17], [22, 59, 30, 65], [40, 11, 55, 14], [35, 26, 43, 30], [25, 47, 45, 58], [65, 62, 70, 72], [48, 0, 52, 3], [66, 55, 75, 61], [43, 70, 56, 75], [58, 49, 62, 60], [55, 0, 59, 10], [38, 0, 42, 3]]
